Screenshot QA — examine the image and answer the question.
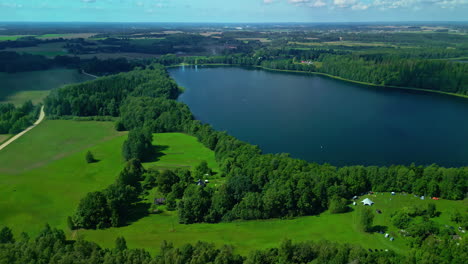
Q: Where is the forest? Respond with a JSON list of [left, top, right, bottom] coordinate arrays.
[[0, 101, 40, 134]]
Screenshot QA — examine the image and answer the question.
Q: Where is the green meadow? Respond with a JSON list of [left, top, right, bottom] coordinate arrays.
[[0, 69, 94, 105], [0, 119, 465, 257]]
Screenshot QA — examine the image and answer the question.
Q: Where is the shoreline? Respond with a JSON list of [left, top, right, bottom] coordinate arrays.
[[167, 63, 468, 100]]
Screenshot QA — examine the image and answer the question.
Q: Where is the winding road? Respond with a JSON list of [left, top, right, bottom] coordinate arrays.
[[0, 106, 45, 151]]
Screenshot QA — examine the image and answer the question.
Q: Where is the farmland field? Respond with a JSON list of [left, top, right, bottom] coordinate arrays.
[[5, 42, 68, 57], [0, 69, 94, 105], [0, 35, 34, 41]]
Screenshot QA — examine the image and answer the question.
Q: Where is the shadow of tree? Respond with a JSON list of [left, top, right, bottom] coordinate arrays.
[[122, 201, 151, 226], [142, 145, 169, 163]]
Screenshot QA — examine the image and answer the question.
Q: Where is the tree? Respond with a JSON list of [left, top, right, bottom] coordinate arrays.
[[0, 227, 14, 243], [426, 203, 438, 218], [85, 150, 96, 163], [72, 191, 111, 229], [157, 170, 179, 194], [115, 236, 127, 251], [329, 196, 349, 214], [194, 160, 211, 179], [122, 128, 154, 161], [359, 207, 374, 232]]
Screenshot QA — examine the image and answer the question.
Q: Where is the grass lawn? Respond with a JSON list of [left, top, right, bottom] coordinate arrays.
[[78, 193, 467, 256], [0, 120, 127, 236], [0, 69, 94, 105]]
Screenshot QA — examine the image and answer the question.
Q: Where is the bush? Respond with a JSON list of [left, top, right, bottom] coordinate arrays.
[[329, 196, 349, 214], [85, 151, 96, 163]]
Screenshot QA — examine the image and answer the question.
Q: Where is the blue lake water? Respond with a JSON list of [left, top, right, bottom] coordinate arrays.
[[169, 66, 468, 167]]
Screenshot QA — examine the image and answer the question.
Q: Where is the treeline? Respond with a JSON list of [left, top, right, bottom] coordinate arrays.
[[0, 51, 138, 75], [153, 50, 468, 96], [318, 54, 468, 95], [45, 64, 180, 117], [1, 225, 466, 264], [0, 101, 40, 134]]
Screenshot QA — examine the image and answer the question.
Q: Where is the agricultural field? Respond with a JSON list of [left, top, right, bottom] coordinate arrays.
[[0, 35, 33, 41], [0, 69, 94, 105], [5, 42, 68, 57]]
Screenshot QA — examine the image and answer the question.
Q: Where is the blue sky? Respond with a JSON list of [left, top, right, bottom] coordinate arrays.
[[0, 0, 467, 22]]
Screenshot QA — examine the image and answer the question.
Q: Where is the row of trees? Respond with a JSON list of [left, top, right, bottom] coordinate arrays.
[[1, 225, 466, 264], [0, 101, 40, 134]]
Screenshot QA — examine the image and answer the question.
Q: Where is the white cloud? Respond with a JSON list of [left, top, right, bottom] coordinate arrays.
[[263, 0, 274, 3], [81, 0, 96, 3], [285, 0, 468, 10], [309, 0, 327, 7]]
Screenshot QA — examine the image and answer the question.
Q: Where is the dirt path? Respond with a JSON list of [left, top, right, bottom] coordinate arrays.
[[0, 106, 45, 151], [82, 71, 99, 79]]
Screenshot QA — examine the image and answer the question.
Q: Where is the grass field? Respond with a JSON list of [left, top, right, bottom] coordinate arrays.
[[0, 120, 126, 236], [78, 193, 466, 256], [0, 69, 94, 105]]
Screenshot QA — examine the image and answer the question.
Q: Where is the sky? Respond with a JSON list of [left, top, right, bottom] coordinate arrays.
[[0, 0, 467, 23]]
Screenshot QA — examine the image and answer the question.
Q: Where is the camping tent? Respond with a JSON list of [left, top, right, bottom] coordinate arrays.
[[361, 198, 374, 206]]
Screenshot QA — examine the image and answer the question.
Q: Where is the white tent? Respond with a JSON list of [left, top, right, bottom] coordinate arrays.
[[361, 198, 374, 206]]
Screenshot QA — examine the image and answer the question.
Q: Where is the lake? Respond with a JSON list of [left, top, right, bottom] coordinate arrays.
[[169, 66, 468, 167]]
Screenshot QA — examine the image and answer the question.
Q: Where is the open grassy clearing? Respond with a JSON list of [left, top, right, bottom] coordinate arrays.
[[0, 120, 126, 236], [78, 192, 466, 256], [0, 69, 94, 105]]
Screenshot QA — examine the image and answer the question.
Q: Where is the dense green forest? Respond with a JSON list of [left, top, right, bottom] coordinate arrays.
[[0, 101, 40, 134], [0, 51, 137, 75]]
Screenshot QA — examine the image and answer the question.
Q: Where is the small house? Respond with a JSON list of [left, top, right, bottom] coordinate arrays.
[[361, 198, 374, 206], [385, 233, 389, 238], [390, 237, 394, 241], [420, 196, 425, 200], [154, 198, 166, 205], [352, 195, 359, 200], [391, 192, 396, 195], [196, 179, 206, 187]]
